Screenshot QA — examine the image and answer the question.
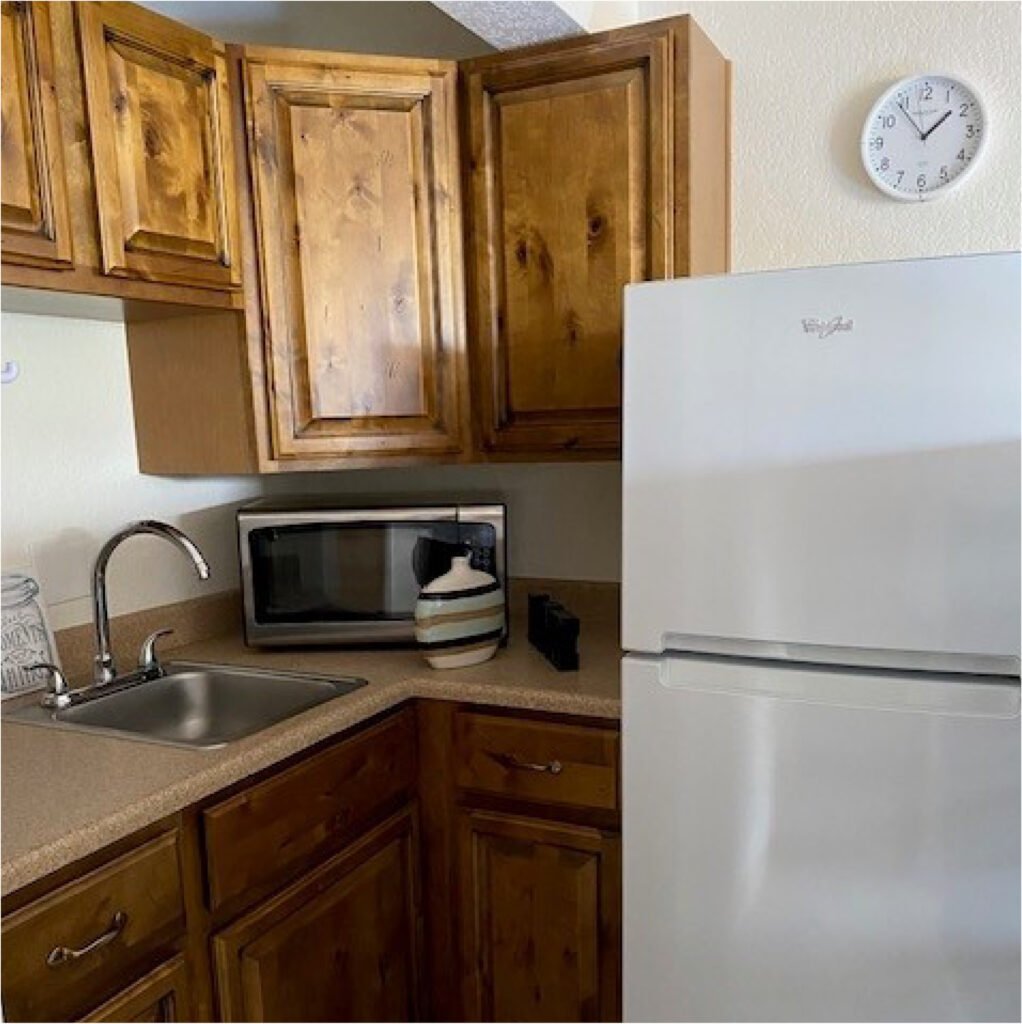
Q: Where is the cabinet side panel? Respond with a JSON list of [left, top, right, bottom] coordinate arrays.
[[676, 18, 730, 276], [127, 310, 259, 475]]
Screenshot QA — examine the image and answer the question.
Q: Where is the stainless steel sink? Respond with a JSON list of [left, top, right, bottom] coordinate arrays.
[[6, 662, 366, 749]]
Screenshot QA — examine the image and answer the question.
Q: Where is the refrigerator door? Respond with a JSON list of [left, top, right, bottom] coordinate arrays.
[[622, 253, 1021, 674], [623, 654, 1021, 1023]]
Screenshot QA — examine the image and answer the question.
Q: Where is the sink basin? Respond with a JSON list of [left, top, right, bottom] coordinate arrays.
[[6, 662, 366, 749]]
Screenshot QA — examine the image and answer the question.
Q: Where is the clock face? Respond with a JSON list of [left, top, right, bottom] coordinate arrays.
[[861, 74, 987, 201]]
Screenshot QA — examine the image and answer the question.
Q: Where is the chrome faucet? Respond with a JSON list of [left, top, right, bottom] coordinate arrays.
[[92, 521, 210, 685]]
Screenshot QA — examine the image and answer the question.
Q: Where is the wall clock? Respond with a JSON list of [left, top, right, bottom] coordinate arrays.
[[861, 74, 987, 201]]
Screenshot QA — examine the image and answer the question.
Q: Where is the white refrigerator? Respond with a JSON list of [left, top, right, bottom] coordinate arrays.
[[622, 252, 1021, 1022]]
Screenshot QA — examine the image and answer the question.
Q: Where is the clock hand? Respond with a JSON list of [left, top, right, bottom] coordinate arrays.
[[896, 100, 924, 139], [921, 108, 953, 141]]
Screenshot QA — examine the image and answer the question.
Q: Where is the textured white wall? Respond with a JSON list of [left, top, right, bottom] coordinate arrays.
[[0, 314, 262, 630], [560, 0, 1021, 269]]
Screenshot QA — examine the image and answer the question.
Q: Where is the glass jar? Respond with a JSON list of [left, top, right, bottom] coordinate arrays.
[[1, 573, 55, 697]]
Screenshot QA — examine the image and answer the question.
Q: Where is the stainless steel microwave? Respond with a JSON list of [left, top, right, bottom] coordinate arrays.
[[238, 498, 507, 647]]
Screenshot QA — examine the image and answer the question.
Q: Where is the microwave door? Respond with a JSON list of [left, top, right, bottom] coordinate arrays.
[[243, 519, 478, 646]]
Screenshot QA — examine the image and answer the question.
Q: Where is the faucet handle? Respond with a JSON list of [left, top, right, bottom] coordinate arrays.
[[28, 663, 71, 709], [138, 629, 174, 675]]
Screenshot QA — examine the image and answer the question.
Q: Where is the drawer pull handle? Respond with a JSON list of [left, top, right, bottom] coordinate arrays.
[[497, 753, 564, 775], [46, 911, 128, 967]]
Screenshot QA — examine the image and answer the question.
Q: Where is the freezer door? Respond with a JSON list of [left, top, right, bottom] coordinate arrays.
[[622, 253, 1021, 673], [623, 654, 1021, 1023]]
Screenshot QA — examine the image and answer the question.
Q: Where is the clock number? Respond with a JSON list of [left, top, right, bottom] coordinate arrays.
[[959, 102, 969, 116], [957, 148, 966, 161], [880, 157, 890, 171], [965, 124, 977, 138], [881, 114, 895, 128], [870, 136, 884, 150], [921, 84, 933, 100], [896, 170, 905, 185], [939, 166, 949, 183], [916, 173, 926, 189]]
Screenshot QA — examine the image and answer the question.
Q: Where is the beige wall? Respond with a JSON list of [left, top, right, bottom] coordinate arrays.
[[560, 0, 1021, 269]]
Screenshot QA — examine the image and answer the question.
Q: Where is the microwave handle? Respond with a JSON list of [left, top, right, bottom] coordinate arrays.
[[240, 507, 460, 527]]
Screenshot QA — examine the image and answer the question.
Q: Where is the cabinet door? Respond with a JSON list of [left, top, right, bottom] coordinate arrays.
[[240, 48, 467, 461], [82, 955, 192, 1023], [462, 19, 728, 456], [458, 809, 621, 1022], [213, 806, 422, 1022], [1, 1, 73, 269], [77, 2, 240, 290]]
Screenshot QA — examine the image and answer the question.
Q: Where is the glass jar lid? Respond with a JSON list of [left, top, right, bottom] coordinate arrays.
[[1, 574, 40, 610]]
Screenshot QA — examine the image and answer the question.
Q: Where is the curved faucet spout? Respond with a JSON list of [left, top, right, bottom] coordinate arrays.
[[92, 520, 210, 684]]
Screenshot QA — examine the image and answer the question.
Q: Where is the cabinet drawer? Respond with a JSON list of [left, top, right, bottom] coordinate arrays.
[[1, 830, 185, 1023], [203, 708, 417, 914], [454, 712, 619, 812]]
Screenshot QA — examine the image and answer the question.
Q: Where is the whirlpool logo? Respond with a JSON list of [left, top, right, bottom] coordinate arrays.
[[802, 316, 854, 339]]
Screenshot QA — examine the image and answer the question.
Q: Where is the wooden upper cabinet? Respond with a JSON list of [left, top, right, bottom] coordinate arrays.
[[238, 47, 468, 461], [77, 2, 240, 291], [1, 1, 73, 269], [462, 17, 729, 457]]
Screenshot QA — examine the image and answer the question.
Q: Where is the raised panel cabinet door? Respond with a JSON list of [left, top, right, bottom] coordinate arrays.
[[82, 955, 193, 1023], [77, 2, 240, 290], [213, 806, 423, 1023], [458, 809, 622, 1022], [462, 18, 729, 456], [1, 1, 73, 269], [240, 48, 468, 460]]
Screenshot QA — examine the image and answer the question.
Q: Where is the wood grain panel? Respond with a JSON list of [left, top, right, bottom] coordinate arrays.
[[462, 16, 729, 458], [213, 806, 422, 1023], [462, 32, 668, 457], [289, 101, 426, 421], [0, 0, 73, 269], [458, 809, 621, 1022], [77, 2, 240, 289], [202, 708, 416, 917], [82, 955, 193, 1022], [240, 47, 468, 460], [496, 70, 648, 418], [1, 830, 185, 1023], [454, 711, 619, 812]]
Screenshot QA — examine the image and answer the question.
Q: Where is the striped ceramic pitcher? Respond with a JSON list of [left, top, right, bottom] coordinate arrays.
[[414, 556, 505, 669]]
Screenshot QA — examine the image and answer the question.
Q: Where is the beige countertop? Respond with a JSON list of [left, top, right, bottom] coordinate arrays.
[[1, 592, 620, 896]]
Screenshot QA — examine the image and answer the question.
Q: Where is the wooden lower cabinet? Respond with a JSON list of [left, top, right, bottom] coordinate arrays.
[[2, 703, 622, 1023], [0, 829, 187, 1023], [212, 805, 423, 1022], [83, 955, 193, 1022], [457, 809, 621, 1022]]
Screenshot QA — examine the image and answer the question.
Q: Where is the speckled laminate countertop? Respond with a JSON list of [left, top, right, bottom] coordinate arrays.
[[1, 597, 620, 896]]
